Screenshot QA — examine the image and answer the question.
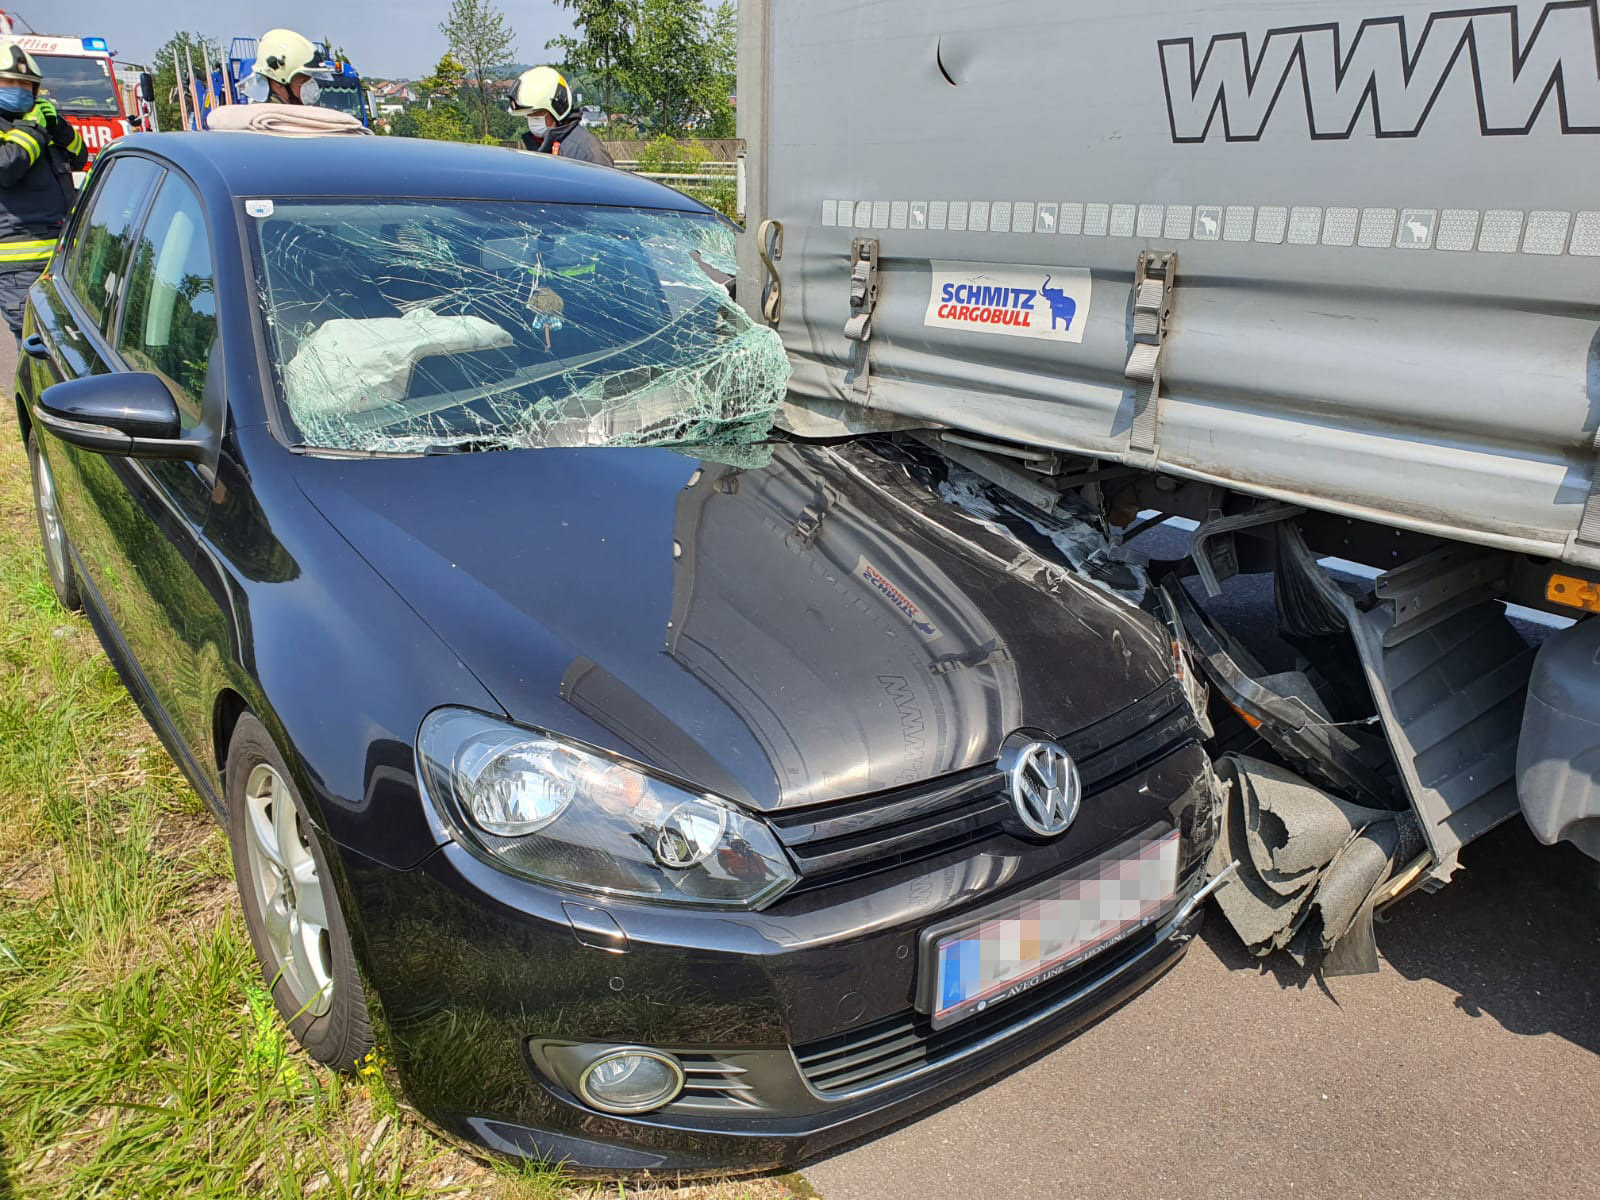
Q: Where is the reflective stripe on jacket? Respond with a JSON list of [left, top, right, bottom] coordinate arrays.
[[0, 111, 86, 253]]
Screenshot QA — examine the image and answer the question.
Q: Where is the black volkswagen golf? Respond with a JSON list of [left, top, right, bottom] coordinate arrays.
[[16, 134, 1219, 1173]]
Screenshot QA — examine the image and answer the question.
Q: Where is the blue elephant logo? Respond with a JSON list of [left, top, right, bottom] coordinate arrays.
[[1039, 276, 1076, 331]]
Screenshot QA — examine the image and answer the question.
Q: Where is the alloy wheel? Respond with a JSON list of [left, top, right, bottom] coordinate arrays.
[[33, 447, 68, 588], [241, 763, 335, 1018]]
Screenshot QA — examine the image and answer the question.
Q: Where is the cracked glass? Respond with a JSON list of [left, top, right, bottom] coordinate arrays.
[[246, 200, 790, 456]]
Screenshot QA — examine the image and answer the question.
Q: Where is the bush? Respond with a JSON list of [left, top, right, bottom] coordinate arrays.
[[637, 134, 712, 176], [685, 177, 738, 223]]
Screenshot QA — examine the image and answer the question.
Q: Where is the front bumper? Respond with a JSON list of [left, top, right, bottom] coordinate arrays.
[[340, 740, 1214, 1174]]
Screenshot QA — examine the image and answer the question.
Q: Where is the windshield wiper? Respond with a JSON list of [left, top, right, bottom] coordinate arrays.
[[420, 438, 512, 455]]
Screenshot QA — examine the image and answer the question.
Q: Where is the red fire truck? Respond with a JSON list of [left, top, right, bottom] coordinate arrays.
[[0, 16, 156, 180]]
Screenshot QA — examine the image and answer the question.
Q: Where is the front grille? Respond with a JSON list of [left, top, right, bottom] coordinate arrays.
[[768, 680, 1196, 887], [794, 921, 1165, 1098]]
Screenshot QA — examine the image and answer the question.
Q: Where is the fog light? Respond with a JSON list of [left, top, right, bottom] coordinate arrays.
[[577, 1048, 684, 1114]]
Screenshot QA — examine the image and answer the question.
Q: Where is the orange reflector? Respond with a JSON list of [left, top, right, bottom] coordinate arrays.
[[1546, 573, 1600, 613], [1230, 703, 1263, 730]]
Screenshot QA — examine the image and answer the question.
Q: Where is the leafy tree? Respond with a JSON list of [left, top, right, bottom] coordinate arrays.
[[420, 52, 467, 99], [152, 32, 222, 131], [548, 0, 635, 115], [700, 1, 737, 138], [461, 89, 522, 142], [412, 102, 477, 142], [440, 0, 518, 140], [624, 0, 735, 135]]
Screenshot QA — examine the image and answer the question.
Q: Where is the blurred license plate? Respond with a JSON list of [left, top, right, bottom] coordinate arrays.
[[928, 829, 1181, 1030]]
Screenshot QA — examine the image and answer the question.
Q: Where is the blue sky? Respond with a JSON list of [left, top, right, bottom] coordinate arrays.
[[34, 1, 576, 79]]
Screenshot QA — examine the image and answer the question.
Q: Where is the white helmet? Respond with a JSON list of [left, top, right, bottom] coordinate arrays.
[[254, 29, 321, 85], [0, 40, 42, 86], [508, 66, 575, 121]]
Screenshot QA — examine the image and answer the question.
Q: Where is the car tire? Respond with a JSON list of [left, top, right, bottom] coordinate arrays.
[[27, 431, 81, 613], [226, 713, 373, 1070]]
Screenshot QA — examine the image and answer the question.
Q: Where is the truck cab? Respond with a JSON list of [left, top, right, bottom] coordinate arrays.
[[11, 34, 147, 183]]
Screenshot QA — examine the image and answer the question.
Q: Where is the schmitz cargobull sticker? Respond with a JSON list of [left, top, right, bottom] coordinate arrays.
[[924, 262, 1093, 344]]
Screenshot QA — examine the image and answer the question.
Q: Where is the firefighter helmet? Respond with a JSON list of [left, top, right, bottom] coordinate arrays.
[[0, 41, 42, 86], [508, 66, 575, 121], [254, 29, 321, 85]]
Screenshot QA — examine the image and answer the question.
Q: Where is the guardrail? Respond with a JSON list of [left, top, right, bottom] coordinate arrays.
[[612, 159, 736, 188]]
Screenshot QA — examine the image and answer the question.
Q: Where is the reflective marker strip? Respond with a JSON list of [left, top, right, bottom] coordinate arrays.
[[820, 198, 1588, 255], [4, 126, 42, 164], [0, 238, 55, 263]]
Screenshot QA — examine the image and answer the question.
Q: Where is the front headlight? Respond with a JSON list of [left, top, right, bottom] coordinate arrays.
[[417, 709, 796, 908]]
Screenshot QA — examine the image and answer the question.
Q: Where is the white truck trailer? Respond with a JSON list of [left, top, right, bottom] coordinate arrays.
[[735, 0, 1600, 962]]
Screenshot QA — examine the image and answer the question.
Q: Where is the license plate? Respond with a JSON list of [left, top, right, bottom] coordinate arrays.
[[927, 829, 1181, 1030]]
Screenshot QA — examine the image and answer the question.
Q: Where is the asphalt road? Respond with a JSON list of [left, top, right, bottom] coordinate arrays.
[[806, 527, 1598, 1200]]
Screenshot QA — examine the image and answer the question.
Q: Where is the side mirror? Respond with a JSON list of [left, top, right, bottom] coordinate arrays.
[[35, 372, 207, 462], [139, 72, 156, 103]]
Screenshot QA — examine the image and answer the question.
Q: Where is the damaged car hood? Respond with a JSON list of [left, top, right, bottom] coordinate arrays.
[[294, 438, 1172, 810]]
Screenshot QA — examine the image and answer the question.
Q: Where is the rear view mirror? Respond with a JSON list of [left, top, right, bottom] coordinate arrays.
[[139, 72, 155, 103], [35, 372, 207, 462]]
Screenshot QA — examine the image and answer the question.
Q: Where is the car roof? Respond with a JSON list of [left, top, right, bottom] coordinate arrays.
[[103, 132, 712, 213]]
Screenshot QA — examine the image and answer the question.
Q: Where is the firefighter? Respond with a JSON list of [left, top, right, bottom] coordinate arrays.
[[0, 42, 85, 343], [243, 28, 327, 106], [508, 67, 613, 167]]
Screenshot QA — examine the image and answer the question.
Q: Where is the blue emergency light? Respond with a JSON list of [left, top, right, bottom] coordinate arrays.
[[82, 37, 109, 52]]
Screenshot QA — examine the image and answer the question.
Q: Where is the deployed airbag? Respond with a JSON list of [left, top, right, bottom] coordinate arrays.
[[284, 308, 515, 422]]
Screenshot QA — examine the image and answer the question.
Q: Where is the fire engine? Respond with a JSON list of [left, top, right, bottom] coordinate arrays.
[[0, 11, 156, 181]]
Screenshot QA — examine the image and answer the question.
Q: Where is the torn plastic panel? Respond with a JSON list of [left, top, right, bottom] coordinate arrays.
[[1208, 755, 1422, 976], [247, 200, 791, 456], [1161, 577, 1398, 808]]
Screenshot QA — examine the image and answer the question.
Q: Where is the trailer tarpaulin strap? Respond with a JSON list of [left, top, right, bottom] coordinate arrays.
[[1125, 251, 1175, 459]]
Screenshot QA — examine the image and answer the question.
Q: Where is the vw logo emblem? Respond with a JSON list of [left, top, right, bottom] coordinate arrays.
[[1003, 738, 1081, 837]]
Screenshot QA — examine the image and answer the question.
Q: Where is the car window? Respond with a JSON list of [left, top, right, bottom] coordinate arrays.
[[248, 199, 787, 455], [63, 156, 162, 333], [116, 176, 218, 431]]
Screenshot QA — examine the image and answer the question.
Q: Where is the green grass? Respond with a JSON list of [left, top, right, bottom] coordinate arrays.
[[0, 430, 808, 1200]]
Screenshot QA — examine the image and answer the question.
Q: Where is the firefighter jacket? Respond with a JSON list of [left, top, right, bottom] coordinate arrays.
[[0, 109, 88, 271]]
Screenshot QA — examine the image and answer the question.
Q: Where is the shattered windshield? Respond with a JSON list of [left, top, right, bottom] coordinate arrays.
[[248, 199, 790, 454]]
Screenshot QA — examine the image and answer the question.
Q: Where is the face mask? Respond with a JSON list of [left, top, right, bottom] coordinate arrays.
[[0, 85, 33, 115], [241, 73, 269, 103], [526, 116, 548, 137], [296, 78, 321, 106]]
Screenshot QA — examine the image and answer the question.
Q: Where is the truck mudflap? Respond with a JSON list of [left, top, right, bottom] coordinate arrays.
[[1207, 756, 1423, 976], [1517, 616, 1600, 860]]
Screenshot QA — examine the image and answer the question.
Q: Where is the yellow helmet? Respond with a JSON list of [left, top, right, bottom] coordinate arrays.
[[508, 66, 575, 121], [254, 28, 321, 85]]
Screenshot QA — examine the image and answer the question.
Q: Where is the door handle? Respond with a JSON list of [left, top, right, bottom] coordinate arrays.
[[21, 333, 49, 360]]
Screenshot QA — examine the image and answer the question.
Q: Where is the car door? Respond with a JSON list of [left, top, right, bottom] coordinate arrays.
[[28, 154, 163, 575], [94, 170, 231, 765]]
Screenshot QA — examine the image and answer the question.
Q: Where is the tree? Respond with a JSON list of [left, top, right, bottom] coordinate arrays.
[[625, 0, 709, 135], [420, 52, 467, 101], [152, 31, 222, 131], [700, 1, 737, 138], [622, 0, 735, 135], [549, 0, 635, 115], [439, 0, 517, 140]]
